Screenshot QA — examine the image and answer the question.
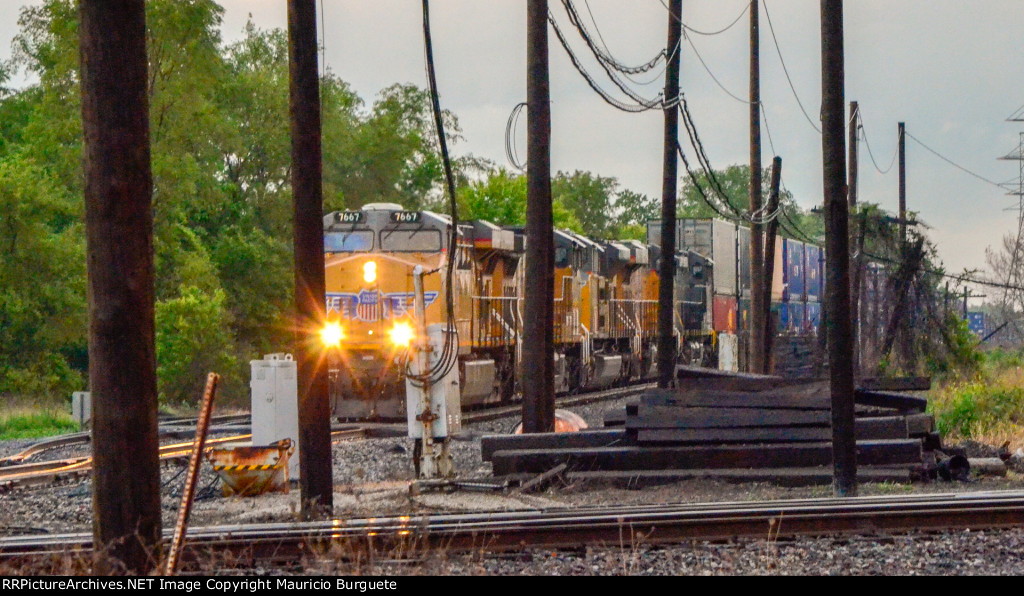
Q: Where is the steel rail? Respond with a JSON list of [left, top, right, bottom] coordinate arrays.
[[4, 491, 1024, 566], [0, 429, 365, 490]]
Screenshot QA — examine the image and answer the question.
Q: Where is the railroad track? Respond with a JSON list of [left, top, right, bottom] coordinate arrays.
[[0, 428, 367, 491], [3, 490, 1024, 569]]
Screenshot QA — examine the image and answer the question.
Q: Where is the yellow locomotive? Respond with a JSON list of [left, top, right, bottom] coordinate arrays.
[[322, 203, 712, 420]]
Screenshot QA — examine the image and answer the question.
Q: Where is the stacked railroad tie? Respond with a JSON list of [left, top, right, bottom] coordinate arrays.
[[483, 371, 939, 488]]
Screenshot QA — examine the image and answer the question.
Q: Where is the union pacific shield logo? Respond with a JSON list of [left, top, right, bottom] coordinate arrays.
[[326, 291, 439, 322]]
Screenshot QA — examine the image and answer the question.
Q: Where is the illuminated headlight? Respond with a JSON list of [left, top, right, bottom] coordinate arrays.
[[363, 261, 377, 283], [320, 322, 344, 347], [388, 322, 414, 347]]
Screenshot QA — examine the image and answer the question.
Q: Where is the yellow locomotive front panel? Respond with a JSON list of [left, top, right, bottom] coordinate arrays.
[[323, 204, 449, 419]]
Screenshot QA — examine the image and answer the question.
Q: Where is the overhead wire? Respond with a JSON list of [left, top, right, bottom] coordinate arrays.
[[412, 0, 460, 386], [855, 106, 899, 175], [904, 130, 1008, 191], [505, 102, 528, 172], [762, 0, 821, 135]]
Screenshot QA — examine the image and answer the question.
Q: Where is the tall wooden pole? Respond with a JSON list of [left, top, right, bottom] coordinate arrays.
[[80, 0, 161, 573], [288, 0, 333, 518], [522, 0, 555, 433], [821, 0, 857, 497], [749, 0, 766, 374], [848, 101, 859, 208], [848, 101, 860, 373], [898, 122, 907, 244], [657, 0, 683, 388], [761, 157, 782, 373]]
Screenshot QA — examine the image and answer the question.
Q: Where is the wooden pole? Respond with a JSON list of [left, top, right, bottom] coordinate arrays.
[[898, 122, 907, 244], [762, 157, 782, 373], [522, 0, 555, 433], [288, 0, 333, 518], [80, 0, 161, 574], [749, 0, 766, 374], [820, 0, 857, 497], [657, 0, 683, 388]]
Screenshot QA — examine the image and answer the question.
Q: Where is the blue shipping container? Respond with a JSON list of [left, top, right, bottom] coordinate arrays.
[[788, 302, 805, 332], [805, 245, 822, 301], [785, 239, 806, 302], [966, 312, 986, 336], [806, 302, 822, 333]]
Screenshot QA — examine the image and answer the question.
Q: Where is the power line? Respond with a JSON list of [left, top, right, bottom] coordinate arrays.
[[858, 110, 899, 175], [683, 31, 751, 105], [762, 0, 821, 135], [657, 0, 750, 37], [547, 10, 664, 113], [904, 130, 1008, 190], [505, 102, 527, 172]]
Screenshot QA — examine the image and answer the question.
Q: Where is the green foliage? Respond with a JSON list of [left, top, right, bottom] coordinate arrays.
[[0, 155, 85, 399], [929, 348, 1024, 442], [155, 287, 239, 405], [0, 3, 475, 403], [0, 409, 77, 439]]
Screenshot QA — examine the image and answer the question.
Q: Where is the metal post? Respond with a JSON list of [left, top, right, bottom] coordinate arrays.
[[848, 101, 859, 208], [657, 0, 683, 388], [898, 122, 907, 245], [761, 157, 782, 374], [821, 0, 857, 497], [523, 0, 555, 433], [749, 0, 766, 375], [165, 373, 219, 576], [288, 0, 332, 518], [80, 0, 161, 574]]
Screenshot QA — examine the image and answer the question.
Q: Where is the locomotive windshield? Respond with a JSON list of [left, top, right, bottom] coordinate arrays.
[[379, 229, 442, 252], [325, 230, 374, 252]]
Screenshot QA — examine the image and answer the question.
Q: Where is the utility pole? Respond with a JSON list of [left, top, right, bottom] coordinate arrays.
[[523, 0, 555, 433], [821, 0, 856, 497], [898, 122, 907, 244], [761, 156, 783, 373], [288, 0, 333, 518], [657, 0, 683, 388], [749, 0, 766, 374], [848, 101, 859, 208], [80, 0, 161, 573], [848, 101, 860, 374]]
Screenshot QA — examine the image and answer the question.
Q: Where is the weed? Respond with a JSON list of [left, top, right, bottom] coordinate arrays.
[[0, 408, 78, 439]]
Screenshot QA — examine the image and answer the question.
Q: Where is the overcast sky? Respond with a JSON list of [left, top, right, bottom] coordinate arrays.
[[4, 1, 1023, 300]]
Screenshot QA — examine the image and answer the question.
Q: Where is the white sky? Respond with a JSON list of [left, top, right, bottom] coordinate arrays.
[[4, 1, 1024, 298]]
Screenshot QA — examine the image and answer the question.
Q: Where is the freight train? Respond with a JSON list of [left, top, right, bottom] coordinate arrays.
[[321, 203, 827, 420]]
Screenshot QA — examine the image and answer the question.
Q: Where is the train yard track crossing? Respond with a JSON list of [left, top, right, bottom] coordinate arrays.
[[1, 491, 1023, 570]]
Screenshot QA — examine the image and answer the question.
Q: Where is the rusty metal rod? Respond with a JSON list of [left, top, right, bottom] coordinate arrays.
[[164, 373, 220, 576]]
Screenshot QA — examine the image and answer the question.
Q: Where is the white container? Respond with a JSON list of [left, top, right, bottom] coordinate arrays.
[[718, 333, 738, 372], [406, 324, 462, 439], [71, 391, 91, 428], [250, 353, 300, 480]]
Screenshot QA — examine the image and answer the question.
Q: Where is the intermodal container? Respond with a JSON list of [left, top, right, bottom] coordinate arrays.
[[770, 241, 785, 302], [787, 301, 805, 333], [784, 239, 806, 302], [738, 226, 751, 298], [712, 294, 738, 333], [805, 302, 822, 333], [805, 244, 822, 302]]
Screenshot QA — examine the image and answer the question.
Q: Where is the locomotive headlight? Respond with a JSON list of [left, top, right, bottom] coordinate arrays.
[[388, 321, 414, 347], [363, 261, 377, 283], [320, 321, 344, 348]]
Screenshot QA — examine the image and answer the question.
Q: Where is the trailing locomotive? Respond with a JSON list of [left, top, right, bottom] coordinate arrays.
[[321, 202, 714, 420]]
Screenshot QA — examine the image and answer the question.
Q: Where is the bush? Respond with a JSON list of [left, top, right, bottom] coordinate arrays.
[[155, 286, 240, 405]]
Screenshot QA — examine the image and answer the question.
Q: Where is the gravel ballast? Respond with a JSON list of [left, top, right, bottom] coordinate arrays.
[[3, 396, 1024, 575]]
